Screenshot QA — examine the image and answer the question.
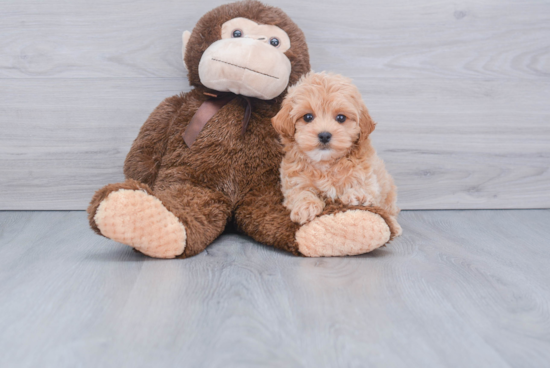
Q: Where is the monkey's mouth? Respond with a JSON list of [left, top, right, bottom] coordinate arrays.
[[211, 58, 279, 80], [198, 38, 291, 100]]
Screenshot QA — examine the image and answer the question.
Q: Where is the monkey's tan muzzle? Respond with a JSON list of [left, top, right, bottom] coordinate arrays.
[[198, 37, 291, 100]]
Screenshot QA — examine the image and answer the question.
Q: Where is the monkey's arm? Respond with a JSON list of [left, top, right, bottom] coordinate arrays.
[[123, 95, 185, 186]]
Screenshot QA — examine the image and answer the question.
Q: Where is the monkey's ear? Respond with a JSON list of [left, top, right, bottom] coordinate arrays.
[[182, 30, 191, 70], [272, 101, 295, 139]]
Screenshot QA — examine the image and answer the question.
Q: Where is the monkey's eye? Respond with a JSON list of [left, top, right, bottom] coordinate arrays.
[[270, 37, 280, 47], [303, 113, 314, 123], [336, 114, 347, 123], [232, 29, 242, 38]]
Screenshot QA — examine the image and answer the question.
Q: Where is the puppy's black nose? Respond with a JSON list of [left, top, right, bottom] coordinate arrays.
[[318, 131, 332, 144]]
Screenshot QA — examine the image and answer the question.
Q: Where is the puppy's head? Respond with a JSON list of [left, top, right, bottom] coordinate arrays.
[[272, 72, 375, 162]]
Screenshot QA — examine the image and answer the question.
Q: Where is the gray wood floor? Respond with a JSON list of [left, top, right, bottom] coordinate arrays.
[[1, 0, 549, 210], [1, 210, 549, 367]]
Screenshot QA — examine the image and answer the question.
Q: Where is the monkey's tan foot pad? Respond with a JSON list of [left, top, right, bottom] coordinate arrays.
[[94, 189, 186, 258], [296, 210, 390, 257]]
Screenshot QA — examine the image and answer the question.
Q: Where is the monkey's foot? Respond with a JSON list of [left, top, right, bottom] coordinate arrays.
[[94, 189, 186, 258], [295, 210, 390, 257]]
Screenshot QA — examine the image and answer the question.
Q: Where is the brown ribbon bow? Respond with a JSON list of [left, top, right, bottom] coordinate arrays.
[[183, 92, 252, 148]]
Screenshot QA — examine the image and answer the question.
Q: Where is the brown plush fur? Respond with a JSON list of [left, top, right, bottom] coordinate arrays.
[[87, 0, 400, 258]]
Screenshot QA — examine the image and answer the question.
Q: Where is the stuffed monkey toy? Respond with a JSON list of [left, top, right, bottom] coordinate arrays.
[[87, 0, 401, 258]]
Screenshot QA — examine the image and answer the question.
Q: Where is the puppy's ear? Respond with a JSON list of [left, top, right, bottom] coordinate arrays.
[[358, 102, 376, 143], [272, 100, 295, 139]]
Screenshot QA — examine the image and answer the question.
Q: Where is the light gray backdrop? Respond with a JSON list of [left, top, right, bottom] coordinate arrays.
[[1, 0, 549, 210]]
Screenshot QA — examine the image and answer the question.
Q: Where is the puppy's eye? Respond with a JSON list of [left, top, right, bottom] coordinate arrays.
[[270, 37, 280, 47], [232, 29, 242, 38], [336, 114, 347, 123], [303, 113, 314, 123]]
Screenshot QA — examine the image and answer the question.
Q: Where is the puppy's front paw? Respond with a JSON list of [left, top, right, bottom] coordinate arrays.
[[340, 191, 375, 207], [290, 197, 325, 224]]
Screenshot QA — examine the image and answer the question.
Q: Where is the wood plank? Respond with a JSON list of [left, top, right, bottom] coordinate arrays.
[[365, 77, 550, 209], [0, 78, 187, 209], [0, 210, 549, 367], [1, 78, 548, 210], [0, 0, 548, 79]]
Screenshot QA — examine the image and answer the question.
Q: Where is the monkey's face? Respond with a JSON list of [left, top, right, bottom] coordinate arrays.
[[183, 1, 310, 100], [198, 18, 291, 100]]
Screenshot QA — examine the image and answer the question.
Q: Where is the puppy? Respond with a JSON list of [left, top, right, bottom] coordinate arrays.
[[272, 72, 401, 233]]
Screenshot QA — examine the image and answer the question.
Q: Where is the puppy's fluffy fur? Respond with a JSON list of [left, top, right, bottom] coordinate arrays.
[[272, 72, 401, 230]]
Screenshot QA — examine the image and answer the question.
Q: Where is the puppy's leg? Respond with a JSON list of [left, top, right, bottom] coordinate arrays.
[[340, 188, 376, 207], [340, 171, 380, 207], [281, 167, 324, 224], [287, 191, 325, 225]]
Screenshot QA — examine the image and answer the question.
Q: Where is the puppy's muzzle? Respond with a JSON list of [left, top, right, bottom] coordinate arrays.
[[318, 131, 332, 144]]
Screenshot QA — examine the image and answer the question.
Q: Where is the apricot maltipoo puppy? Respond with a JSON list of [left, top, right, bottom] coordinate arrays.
[[272, 72, 401, 232]]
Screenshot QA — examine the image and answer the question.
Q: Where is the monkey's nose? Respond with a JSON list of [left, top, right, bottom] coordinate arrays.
[[318, 132, 332, 144]]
